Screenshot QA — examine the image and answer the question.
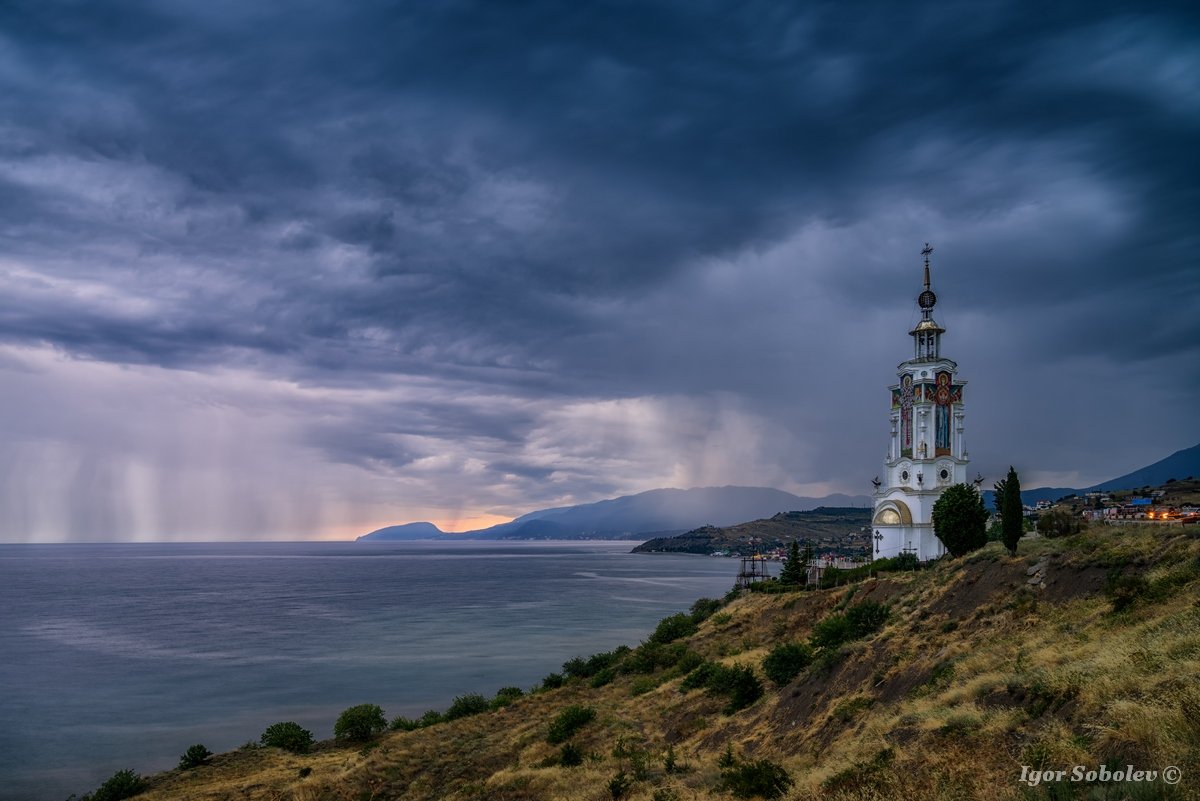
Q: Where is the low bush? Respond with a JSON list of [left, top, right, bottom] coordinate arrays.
[[630, 676, 661, 696], [491, 686, 524, 709], [334, 703, 387, 741], [762, 642, 813, 685], [540, 672, 565, 690], [680, 660, 722, 691], [416, 709, 444, 727], [679, 661, 762, 712], [260, 721, 314, 753], [1037, 508, 1082, 538], [560, 742, 584, 767], [563, 646, 631, 680], [649, 613, 698, 644], [811, 601, 889, 649], [389, 715, 419, 731], [444, 693, 490, 720], [720, 757, 793, 799], [1106, 571, 1150, 612], [547, 704, 596, 744], [690, 597, 723, 621], [590, 667, 616, 688], [846, 600, 889, 634], [609, 770, 632, 800], [622, 641, 696, 674], [831, 695, 874, 721], [80, 769, 147, 801], [178, 743, 212, 769], [821, 748, 895, 795], [810, 613, 856, 649]]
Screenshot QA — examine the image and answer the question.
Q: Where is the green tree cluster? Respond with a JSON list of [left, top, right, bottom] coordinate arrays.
[[259, 721, 314, 753], [178, 743, 212, 770], [333, 703, 387, 742], [932, 483, 989, 557]]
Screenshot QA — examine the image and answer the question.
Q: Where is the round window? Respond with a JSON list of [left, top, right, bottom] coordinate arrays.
[[901, 470, 909, 482], [940, 469, 949, 480]]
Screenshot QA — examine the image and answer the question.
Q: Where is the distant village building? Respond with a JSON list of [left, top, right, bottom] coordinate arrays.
[[871, 245, 970, 561]]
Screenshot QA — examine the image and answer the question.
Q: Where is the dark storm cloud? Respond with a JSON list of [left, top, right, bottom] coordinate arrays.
[[0, 0, 1197, 538]]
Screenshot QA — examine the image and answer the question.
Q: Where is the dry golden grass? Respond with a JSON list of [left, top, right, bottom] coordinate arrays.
[[126, 525, 1200, 801]]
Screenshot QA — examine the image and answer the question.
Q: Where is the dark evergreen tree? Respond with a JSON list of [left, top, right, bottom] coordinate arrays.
[[931, 483, 989, 557], [779, 540, 805, 585], [1000, 466, 1023, 556]]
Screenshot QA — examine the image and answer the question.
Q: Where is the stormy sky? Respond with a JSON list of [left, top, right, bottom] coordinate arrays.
[[1, 1, 1197, 541]]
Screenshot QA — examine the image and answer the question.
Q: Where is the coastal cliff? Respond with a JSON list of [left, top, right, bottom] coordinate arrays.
[[102, 524, 1200, 800]]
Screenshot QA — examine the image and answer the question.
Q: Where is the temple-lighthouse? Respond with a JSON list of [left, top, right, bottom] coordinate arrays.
[[872, 245, 969, 561]]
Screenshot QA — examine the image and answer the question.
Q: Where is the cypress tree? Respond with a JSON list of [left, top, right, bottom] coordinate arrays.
[[1001, 466, 1023, 556], [779, 540, 805, 585]]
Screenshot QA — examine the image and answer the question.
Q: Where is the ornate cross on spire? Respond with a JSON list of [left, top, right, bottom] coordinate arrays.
[[921, 243, 933, 290]]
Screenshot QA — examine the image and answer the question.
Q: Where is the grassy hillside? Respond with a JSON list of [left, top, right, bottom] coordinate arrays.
[[101, 525, 1199, 801]]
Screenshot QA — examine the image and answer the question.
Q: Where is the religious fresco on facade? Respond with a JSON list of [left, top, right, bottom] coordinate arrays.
[[900, 374, 914, 457], [933, 370, 962, 456]]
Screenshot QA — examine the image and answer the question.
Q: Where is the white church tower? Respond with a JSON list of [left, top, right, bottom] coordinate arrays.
[[871, 244, 971, 561]]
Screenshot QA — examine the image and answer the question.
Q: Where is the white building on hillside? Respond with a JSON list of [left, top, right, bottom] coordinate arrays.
[[871, 245, 973, 561]]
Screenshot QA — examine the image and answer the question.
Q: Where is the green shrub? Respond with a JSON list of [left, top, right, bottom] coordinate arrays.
[[444, 693, 490, 720], [1106, 571, 1150, 612], [622, 641, 694, 674], [720, 757, 794, 799], [563, 646, 631, 679], [680, 661, 721, 691], [260, 721, 314, 753], [681, 661, 762, 712], [810, 613, 856, 649], [178, 743, 212, 769], [690, 597, 723, 622], [821, 748, 894, 794], [630, 676, 661, 695], [491, 686, 524, 709], [673, 648, 705, 675], [389, 715, 419, 731], [710, 612, 733, 626], [831, 695, 875, 721], [1037, 508, 1082, 538], [811, 601, 889, 649], [609, 770, 632, 800], [333, 703, 387, 741], [541, 672, 565, 690], [547, 704, 596, 744], [710, 664, 763, 712], [649, 613, 698, 644], [846, 601, 889, 636], [762, 642, 813, 685], [663, 743, 679, 774], [560, 742, 584, 767], [590, 667, 617, 688], [417, 709, 444, 727], [80, 768, 147, 801]]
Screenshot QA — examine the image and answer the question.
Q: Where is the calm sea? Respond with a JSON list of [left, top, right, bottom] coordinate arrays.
[[0, 540, 736, 801]]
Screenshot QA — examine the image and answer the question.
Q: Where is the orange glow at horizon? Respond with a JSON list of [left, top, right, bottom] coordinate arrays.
[[320, 513, 515, 540], [433, 513, 513, 533]]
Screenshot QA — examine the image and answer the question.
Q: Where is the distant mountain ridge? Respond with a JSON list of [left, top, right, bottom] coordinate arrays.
[[356, 486, 873, 541], [360, 443, 1200, 541], [983, 442, 1200, 508]]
